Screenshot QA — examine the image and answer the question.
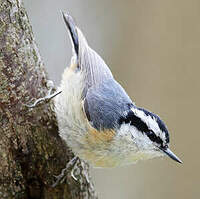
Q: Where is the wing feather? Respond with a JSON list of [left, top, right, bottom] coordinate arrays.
[[83, 79, 132, 130]]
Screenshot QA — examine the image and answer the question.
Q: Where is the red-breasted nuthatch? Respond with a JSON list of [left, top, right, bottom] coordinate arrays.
[[54, 13, 182, 168]]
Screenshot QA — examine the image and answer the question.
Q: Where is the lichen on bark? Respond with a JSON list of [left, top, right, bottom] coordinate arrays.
[[0, 0, 97, 198]]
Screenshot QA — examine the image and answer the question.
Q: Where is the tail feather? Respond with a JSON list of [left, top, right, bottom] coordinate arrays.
[[62, 12, 79, 55], [62, 12, 113, 89]]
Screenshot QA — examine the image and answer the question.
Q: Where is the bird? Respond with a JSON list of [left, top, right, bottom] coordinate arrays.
[[54, 12, 182, 169]]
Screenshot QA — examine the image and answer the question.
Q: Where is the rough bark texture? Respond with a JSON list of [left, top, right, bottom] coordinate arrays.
[[0, 0, 97, 198]]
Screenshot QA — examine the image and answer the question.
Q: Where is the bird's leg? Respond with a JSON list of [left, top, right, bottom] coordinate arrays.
[[25, 80, 62, 108], [52, 156, 79, 187]]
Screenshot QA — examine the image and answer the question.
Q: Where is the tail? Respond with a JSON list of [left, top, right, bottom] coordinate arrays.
[[62, 12, 113, 88], [62, 12, 79, 55]]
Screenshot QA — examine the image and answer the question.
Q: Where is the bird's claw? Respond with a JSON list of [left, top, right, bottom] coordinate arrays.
[[52, 156, 79, 187], [25, 80, 62, 108]]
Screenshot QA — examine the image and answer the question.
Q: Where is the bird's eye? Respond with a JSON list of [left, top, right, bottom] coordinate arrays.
[[146, 131, 163, 145], [162, 144, 168, 150]]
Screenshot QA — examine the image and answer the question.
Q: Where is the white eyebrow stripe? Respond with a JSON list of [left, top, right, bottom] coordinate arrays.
[[131, 107, 166, 142]]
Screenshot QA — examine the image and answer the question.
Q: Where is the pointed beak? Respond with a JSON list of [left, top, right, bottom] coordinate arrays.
[[161, 148, 183, 164]]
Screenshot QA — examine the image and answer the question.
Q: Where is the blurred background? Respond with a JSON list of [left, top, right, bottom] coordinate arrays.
[[24, 0, 199, 198]]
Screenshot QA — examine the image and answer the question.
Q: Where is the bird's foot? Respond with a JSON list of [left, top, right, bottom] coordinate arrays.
[[52, 156, 79, 187], [25, 80, 61, 108]]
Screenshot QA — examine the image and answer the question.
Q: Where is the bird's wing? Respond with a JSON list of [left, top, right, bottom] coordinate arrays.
[[63, 12, 134, 129], [82, 78, 133, 130]]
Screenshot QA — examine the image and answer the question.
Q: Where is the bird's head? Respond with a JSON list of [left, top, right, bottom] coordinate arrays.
[[118, 105, 182, 163]]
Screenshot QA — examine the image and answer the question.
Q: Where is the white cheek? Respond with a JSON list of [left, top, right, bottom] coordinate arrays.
[[117, 123, 155, 150], [114, 124, 164, 166]]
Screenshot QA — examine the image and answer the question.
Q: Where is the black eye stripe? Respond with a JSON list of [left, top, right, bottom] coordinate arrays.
[[137, 107, 170, 144], [119, 111, 149, 132], [118, 109, 164, 145], [146, 131, 164, 145]]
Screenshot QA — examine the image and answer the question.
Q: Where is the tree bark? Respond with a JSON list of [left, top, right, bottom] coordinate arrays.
[[0, 0, 97, 198]]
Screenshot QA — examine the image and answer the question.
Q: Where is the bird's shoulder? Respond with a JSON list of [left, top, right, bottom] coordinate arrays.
[[82, 78, 133, 130]]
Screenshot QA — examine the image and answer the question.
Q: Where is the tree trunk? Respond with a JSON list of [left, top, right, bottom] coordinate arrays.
[[0, 0, 97, 198]]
